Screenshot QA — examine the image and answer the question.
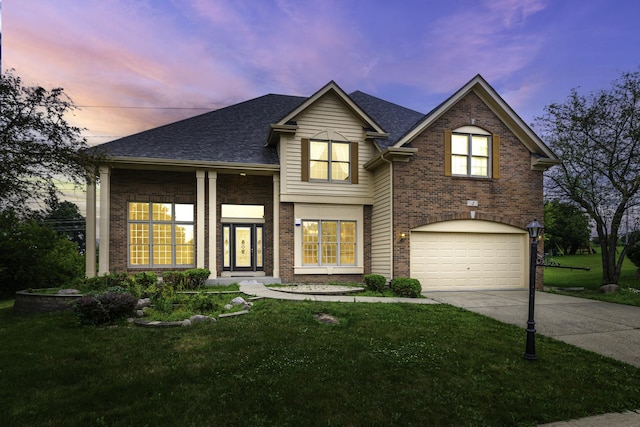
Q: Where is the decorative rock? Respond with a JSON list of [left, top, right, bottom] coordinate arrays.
[[136, 298, 152, 309], [57, 289, 80, 295], [243, 302, 253, 310], [181, 319, 192, 327], [314, 313, 339, 325], [600, 284, 620, 293], [230, 296, 247, 306], [224, 304, 233, 310], [189, 314, 216, 323], [135, 310, 145, 317]]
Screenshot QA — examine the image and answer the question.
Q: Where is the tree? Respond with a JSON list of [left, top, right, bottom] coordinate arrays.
[[0, 69, 101, 213], [537, 69, 640, 285], [544, 200, 591, 255], [38, 193, 86, 253], [0, 209, 84, 298]]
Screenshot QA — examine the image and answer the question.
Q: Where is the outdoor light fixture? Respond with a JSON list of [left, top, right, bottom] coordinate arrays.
[[524, 218, 543, 360], [398, 232, 406, 242]]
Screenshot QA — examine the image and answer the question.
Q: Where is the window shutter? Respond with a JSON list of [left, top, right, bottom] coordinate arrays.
[[492, 134, 500, 179], [301, 138, 309, 181], [350, 142, 359, 184], [444, 130, 452, 176]]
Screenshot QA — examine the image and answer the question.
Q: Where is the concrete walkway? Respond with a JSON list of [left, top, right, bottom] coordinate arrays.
[[239, 283, 640, 426]]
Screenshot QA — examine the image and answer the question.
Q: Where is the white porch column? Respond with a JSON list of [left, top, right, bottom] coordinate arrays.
[[196, 170, 206, 269], [273, 174, 280, 279], [208, 171, 217, 279], [85, 175, 97, 278], [98, 166, 110, 275]]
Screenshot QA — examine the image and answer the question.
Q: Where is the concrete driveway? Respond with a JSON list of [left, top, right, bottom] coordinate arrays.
[[422, 290, 640, 368]]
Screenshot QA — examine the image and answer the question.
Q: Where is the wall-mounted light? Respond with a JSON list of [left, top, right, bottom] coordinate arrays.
[[240, 172, 247, 176], [398, 232, 406, 242]]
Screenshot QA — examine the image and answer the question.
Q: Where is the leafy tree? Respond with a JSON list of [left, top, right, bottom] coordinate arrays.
[[537, 69, 640, 285], [544, 200, 591, 255], [0, 69, 101, 213], [0, 209, 84, 297], [38, 193, 86, 253]]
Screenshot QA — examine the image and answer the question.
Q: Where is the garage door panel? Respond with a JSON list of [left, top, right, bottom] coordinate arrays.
[[410, 231, 526, 290]]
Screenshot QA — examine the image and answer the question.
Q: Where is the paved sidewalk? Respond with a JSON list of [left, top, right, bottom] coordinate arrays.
[[238, 282, 439, 304]]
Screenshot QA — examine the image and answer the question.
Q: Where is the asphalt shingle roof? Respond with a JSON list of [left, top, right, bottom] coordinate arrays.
[[348, 91, 425, 149], [96, 94, 307, 165], [96, 88, 426, 164]]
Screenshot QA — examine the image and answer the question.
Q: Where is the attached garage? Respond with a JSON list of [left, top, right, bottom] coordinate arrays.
[[410, 220, 528, 290]]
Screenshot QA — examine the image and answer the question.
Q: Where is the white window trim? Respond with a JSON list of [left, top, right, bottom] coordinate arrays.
[[293, 204, 364, 275], [452, 126, 492, 178], [309, 139, 352, 183]]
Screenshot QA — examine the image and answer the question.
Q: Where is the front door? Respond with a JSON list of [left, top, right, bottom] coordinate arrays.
[[223, 224, 263, 272]]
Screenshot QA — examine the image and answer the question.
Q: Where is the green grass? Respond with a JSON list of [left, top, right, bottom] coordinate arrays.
[[543, 252, 640, 306], [2, 299, 640, 426]]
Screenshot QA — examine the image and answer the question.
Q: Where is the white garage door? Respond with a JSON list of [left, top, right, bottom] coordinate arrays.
[[410, 221, 527, 290]]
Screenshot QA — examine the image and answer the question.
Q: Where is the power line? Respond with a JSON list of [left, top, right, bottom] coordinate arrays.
[[77, 105, 214, 110]]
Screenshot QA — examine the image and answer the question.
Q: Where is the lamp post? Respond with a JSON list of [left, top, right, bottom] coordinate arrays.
[[524, 219, 543, 361]]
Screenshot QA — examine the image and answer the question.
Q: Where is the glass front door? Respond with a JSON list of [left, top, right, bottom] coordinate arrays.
[[223, 224, 263, 272]]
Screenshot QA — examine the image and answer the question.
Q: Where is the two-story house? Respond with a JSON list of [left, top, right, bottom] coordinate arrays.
[[86, 75, 558, 290]]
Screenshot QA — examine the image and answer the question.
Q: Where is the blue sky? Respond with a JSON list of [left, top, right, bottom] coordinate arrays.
[[3, 0, 640, 147]]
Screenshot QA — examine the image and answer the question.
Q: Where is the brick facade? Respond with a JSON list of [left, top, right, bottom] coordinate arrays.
[[391, 92, 544, 284], [109, 169, 196, 274], [216, 174, 274, 277]]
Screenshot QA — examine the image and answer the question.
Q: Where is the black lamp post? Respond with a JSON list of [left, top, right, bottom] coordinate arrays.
[[524, 219, 543, 361]]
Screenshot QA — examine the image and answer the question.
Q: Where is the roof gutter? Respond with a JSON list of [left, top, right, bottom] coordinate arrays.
[[102, 156, 280, 173]]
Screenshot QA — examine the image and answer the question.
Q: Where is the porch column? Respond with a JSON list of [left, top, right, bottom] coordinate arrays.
[[98, 166, 110, 275], [208, 171, 217, 279], [273, 174, 280, 279], [85, 174, 97, 278], [196, 170, 206, 269]]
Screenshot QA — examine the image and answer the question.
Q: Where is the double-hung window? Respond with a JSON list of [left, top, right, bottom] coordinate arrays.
[[128, 202, 195, 267], [451, 133, 491, 177], [309, 140, 351, 181], [302, 220, 356, 266]]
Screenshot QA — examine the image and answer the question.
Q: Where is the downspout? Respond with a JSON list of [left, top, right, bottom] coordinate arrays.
[[380, 153, 393, 281]]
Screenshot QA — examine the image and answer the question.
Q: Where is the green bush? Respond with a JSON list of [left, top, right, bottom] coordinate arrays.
[[0, 210, 85, 297], [628, 241, 640, 270], [73, 291, 137, 325], [364, 274, 387, 292], [184, 268, 210, 290], [188, 293, 220, 313], [161, 269, 211, 291], [390, 277, 422, 298]]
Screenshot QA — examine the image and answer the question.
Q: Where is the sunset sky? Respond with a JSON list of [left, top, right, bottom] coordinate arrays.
[[2, 0, 640, 210]]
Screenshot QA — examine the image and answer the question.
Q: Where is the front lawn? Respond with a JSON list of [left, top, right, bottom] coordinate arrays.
[[543, 252, 640, 306], [1, 298, 640, 426]]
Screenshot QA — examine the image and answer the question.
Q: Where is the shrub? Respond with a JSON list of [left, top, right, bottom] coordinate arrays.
[[162, 271, 184, 289], [390, 277, 422, 298], [184, 268, 210, 290], [73, 291, 137, 325], [628, 241, 640, 270], [132, 272, 158, 288], [73, 295, 109, 325], [189, 293, 220, 313], [160, 269, 211, 291], [364, 274, 387, 292], [98, 292, 138, 321]]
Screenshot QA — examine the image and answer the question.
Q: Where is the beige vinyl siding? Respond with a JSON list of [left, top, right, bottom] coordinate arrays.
[[281, 92, 373, 202], [371, 163, 392, 280]]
